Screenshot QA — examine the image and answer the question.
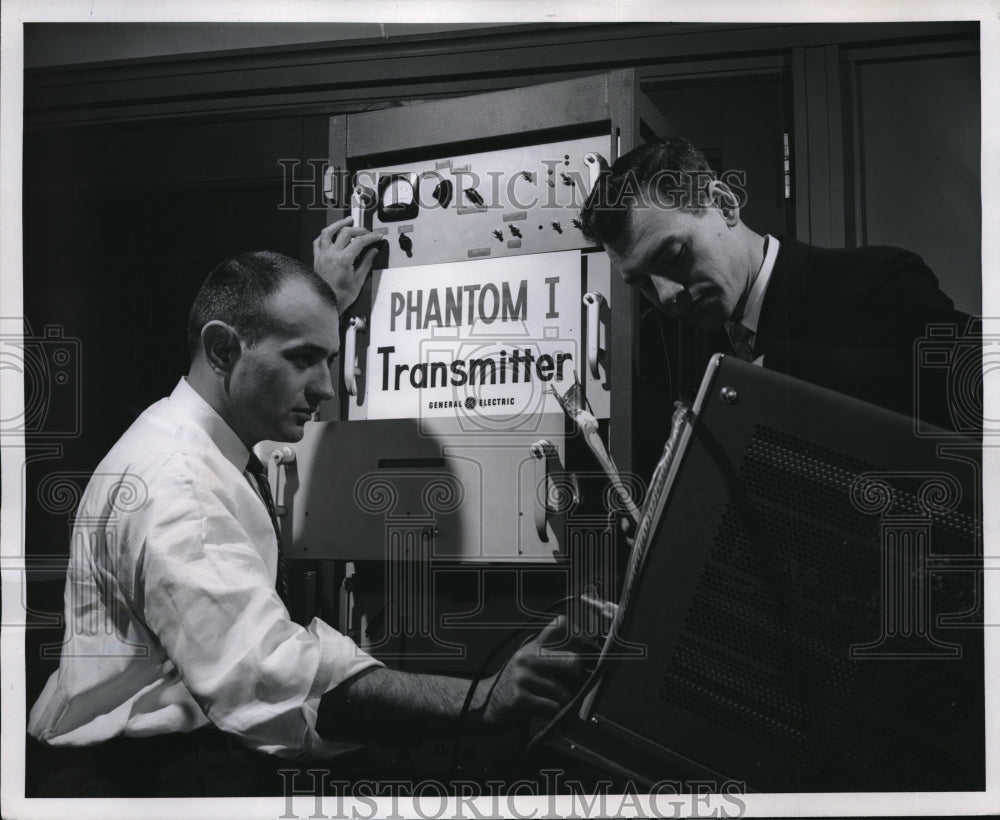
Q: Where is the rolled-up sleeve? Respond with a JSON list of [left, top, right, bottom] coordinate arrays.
[[131, 454, 381, 758]]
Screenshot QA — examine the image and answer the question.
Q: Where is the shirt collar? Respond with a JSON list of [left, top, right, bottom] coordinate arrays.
[[169, 377, 250, 473], [736, 234, 780, 335]]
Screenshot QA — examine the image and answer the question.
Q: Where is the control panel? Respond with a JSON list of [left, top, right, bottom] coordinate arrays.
[[278, 71, 666, 569], [350, 135, 609, 269]]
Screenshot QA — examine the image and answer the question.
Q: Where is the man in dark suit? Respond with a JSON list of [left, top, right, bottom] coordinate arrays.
[[579, 137, 977, 432]]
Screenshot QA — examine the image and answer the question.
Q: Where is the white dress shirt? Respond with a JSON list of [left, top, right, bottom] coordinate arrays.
[[28, 378, 381, 758], [725, 234, 780, 363]]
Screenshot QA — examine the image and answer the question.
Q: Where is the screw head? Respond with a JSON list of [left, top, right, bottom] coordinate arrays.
[[720, 386, 739, 404]]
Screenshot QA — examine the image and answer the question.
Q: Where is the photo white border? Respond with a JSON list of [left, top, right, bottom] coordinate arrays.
[[2, 1, 997, 818]]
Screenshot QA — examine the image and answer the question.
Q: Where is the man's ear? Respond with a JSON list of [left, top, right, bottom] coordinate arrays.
[[200, 321, 242, 374], [708, 180, 741, 227]]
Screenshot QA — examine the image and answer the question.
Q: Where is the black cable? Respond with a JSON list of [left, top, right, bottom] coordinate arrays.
[[449, 631, 528, 778], [518, 401, 695, 772], [448, 595, 577, 780], [515, 628, 611, 773]]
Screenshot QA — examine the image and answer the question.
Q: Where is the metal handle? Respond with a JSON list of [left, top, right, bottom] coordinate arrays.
[[323, 167, 337, 203], [583, 291, 605, 379], [351, 185, 374, 227], [267, 447, 296, 517], [530, 439, 557, 541], [344, 316, 366, 396], [583, 152, 607, 195]]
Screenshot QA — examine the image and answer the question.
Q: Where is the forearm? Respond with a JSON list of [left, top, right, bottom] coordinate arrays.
[[317, 666, 489, 742], [316, 617, 583, 744]]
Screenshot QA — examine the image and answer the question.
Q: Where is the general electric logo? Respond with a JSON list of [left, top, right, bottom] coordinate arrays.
[[464, 396, 477, 410]]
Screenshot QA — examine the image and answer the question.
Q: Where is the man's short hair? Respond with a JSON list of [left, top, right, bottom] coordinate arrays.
[[580, 136, 716, 247], [186, 250, 339, 361]]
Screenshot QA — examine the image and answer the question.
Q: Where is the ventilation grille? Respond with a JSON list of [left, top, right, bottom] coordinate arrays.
[[658, 424, 982, 790]]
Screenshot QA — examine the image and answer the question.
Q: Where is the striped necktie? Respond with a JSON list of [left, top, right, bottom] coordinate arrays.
[[246, 453, 290, 605], [727, 322, 755, 362]]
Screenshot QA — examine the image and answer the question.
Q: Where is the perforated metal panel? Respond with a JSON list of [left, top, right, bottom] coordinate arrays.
[[561, 356, 983, 792], [655, 425, 979, 789]]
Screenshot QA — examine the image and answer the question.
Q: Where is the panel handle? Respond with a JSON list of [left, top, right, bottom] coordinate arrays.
[[351, 185, 374, 228], [267, 446, 296, 517], [344, 316, 366, 397], [583, 291, 606, 379], [530, 439, 558, 541]]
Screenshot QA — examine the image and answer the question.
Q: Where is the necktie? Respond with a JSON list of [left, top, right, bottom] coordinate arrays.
[[727, 322, 755, 362], [247, 453, 290, 605]]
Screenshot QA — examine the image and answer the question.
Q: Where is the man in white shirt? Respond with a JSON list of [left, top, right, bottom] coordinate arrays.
[[28, 235, 583, 796]]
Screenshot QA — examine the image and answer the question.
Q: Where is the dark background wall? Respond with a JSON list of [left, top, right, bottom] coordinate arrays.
[[19, 21, 981, 699], [22, 22, 510, 67]]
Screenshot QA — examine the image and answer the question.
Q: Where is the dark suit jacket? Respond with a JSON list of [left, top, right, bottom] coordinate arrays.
[[730, 236, 976, 432]]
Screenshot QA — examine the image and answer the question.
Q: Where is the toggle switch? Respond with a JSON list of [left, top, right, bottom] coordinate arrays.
[[398, 233, 413, 257], [351, 185, 375, 230], [431, 178, 453, 207], [492, 229, 503, 241], [551, 222, 563, 233], [583, 152, 608, 196], [509, 225, 522, 238]]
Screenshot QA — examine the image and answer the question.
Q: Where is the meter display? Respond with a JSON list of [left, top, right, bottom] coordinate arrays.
[[378, 173, 419, 221]]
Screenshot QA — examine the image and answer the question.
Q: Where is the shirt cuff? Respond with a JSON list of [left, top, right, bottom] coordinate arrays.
[[306, 617, 384, 700]]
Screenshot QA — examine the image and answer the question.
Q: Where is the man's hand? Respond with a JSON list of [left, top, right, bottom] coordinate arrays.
[[312, 217, 383, 314], [477, 615, 588, 731], [317, 615, 590, 742]]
